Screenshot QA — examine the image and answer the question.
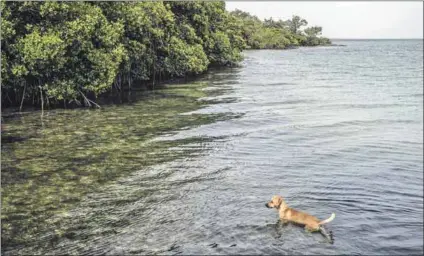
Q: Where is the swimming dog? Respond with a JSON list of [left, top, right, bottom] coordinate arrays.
[[266, 195, 335, 243]]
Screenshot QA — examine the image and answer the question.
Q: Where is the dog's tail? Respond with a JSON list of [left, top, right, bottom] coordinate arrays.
[[318, 213, 335, 225], [319, 226, 334, 244]]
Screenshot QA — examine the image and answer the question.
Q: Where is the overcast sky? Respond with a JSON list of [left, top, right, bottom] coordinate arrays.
[[225, 1, 423, 39]]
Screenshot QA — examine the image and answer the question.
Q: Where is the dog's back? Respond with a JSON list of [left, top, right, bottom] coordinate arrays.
[[285, 208, 320, 228]]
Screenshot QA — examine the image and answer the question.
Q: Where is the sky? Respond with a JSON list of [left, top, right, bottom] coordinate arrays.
[[225, 1, 424, 39]]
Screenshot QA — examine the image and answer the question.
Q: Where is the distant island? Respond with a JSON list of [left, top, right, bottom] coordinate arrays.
[[1, 1, 331, 110]]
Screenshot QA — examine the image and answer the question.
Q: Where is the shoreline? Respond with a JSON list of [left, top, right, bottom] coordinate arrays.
[[0, 43, 345, 113], [2, 43, 342, 113], [1, 66, 241, 114]]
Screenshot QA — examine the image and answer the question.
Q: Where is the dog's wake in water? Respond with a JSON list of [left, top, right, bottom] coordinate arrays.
[[319, 226, 334, 244]]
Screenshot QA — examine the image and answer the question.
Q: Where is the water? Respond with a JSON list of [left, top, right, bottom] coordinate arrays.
[[2, 40, 423, 255]]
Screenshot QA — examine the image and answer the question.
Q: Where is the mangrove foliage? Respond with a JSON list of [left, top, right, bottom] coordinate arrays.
[[1, 1, 331, 109]]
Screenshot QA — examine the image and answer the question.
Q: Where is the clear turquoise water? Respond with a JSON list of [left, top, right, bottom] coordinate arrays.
[[2, 39, 423, 255]]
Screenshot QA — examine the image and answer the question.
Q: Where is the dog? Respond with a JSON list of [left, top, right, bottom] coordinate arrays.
[[266, 195, 335, 243]]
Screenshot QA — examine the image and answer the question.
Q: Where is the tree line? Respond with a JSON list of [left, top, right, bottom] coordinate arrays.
[[1, 2, 331, 109], [230, 9, 331, 49]]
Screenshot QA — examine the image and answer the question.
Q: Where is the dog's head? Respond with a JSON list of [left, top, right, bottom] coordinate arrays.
[[265, 195, 284, 209]]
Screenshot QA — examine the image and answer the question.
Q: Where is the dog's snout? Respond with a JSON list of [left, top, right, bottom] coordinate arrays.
[[265, 203, 271, 208]]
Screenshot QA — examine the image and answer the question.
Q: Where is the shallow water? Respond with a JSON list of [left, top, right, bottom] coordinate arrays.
[[2, 39, 423, 255]]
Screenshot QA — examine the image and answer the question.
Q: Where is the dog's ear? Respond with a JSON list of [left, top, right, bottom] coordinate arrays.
[[272, 195, 283, 207], [276, 196, 283, 206]]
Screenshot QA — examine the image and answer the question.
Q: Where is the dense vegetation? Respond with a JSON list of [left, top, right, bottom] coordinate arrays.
[[230, 9, 331, 49], [1, 2, 331, 109]]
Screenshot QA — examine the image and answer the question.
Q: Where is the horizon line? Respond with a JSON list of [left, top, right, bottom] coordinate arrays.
[[329, 38, 423, 40]]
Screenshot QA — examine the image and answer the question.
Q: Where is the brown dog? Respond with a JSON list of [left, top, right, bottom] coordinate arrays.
[[266, 195, 335, 243]]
